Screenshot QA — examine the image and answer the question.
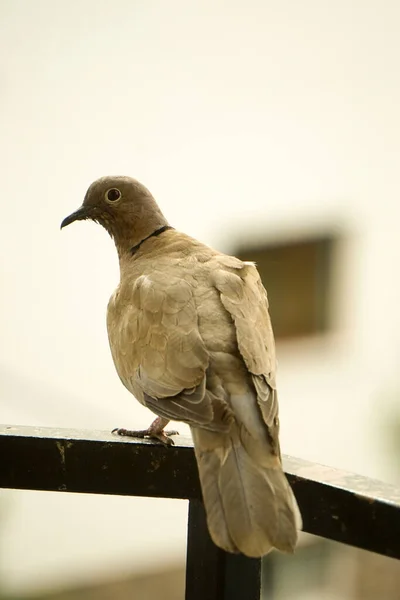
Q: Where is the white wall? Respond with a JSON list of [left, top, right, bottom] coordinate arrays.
[[1, 0, 399, 594]]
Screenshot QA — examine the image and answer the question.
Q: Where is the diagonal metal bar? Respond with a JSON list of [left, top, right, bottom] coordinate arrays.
[[0, 425, 399, 559]]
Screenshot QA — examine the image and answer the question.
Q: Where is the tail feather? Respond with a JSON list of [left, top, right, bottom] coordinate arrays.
[[191, 426, 301, 557], [191, 435, 238, 553]]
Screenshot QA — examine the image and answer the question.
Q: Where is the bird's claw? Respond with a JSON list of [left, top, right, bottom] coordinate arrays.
[[112, 427, 179, 446]]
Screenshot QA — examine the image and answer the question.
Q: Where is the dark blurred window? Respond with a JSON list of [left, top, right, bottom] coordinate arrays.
[[235, 236, 336, 340]]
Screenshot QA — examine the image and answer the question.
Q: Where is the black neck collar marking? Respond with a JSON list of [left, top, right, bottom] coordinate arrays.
[[130, 225, 173, 256]]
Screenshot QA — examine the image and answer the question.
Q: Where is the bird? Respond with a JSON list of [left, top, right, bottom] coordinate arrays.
[[61, 175, 302, 557]]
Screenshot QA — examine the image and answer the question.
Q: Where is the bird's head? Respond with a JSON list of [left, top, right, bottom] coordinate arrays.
[[61, 176, 169, 255]]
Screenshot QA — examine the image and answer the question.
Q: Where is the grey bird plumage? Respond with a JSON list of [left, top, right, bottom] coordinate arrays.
[[61, 176, 302, 557]]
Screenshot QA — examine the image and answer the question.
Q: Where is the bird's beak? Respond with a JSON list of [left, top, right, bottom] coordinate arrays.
[[60, 206, 91, 229]]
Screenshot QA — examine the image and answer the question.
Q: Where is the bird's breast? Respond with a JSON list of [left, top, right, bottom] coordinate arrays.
[[106, 288, 144, 399]]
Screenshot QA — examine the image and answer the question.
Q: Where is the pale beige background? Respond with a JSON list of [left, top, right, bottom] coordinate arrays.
[[1, 0, 399, 595]]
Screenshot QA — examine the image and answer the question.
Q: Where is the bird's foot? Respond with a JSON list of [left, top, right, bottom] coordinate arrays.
[[112, 417, 179, 446]]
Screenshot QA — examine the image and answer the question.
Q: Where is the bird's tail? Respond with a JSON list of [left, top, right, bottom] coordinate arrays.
[[191, 426, 301, 557]]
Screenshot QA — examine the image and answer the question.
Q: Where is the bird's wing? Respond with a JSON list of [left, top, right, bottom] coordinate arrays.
[[109, 268, 230, 429], [194, 256, 300, 555], [211, 257, 280, 450]]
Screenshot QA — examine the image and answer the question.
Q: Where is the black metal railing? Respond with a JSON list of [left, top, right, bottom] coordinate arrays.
[[1, 425, 399, 599]]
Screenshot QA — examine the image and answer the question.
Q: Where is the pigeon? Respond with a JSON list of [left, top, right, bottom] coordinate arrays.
[[61, 176, 302, 557]]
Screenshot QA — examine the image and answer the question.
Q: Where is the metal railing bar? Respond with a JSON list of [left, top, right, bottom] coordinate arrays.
[[185, 499, 261, 600], [1, 425, 399, 559]]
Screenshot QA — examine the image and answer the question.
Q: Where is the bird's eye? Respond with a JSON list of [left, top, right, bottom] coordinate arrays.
[[105, 188, 121, 202]]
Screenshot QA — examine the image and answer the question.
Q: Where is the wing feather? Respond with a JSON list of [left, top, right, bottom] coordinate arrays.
[[108, 269, 222, 427], [212, 261, 280, 439]]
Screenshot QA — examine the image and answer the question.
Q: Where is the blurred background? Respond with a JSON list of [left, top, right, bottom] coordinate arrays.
[[1, 0, 400, 598]]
